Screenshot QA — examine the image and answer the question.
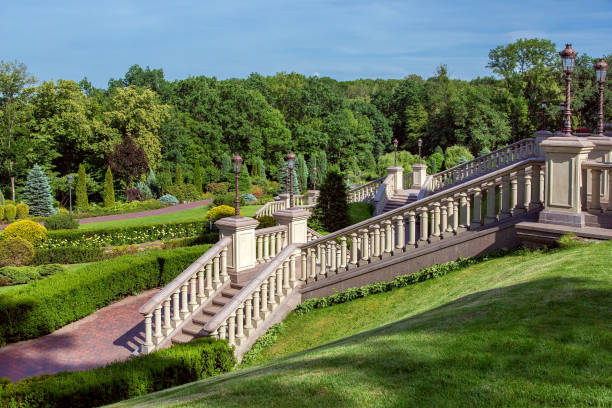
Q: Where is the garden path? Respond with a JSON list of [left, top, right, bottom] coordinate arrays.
[[77, 199, 212, 224], [0, 289, 157, 382]]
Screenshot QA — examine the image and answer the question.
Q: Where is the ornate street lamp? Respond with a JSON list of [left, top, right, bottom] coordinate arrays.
[[232, 153, 243, 216], [67, 174, 73, 216], [417, 138, 423, 164], [393, 138, 398, 166], [313, 167, 318, 190], [286, 151, 296, 207], [594, 58, 608, 136], [559, 43, 577, 136], [540, 99, 547, 130]]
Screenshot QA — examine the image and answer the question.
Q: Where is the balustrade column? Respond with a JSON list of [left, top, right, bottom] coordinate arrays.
[[292, 254, 299, 285], [395, 215, 405, 253], [407, 211, 416, 247], [471, 187, 483, 227], [180, 283, 190, 318], [590, 169, 602, 211], [309, 248, 317, 280], [172, 290, 181, 324], [330, 242, 337, 272], [263, 234, 270, 261], [340, 236, 348, 268], [484, 182, 497, 224], [221, 248, 229, 282], [189, 276, 198, 311], [432, 203, 441, 240], [458, 193, 468, 231], [373, 224, 381, 258], [154, 306, 163, 344], [143, 313, 153, 351], [440, 201, 448, 236], [452, 197, 459, 232], [335, 244, 341, 272], [531, 165, 542, 206], [260, 282, 268, 314], [276, 267, 283, 298], [197, 267, 206, 301], [219, 322, 227, 340], [163, 299, 172, 335], [500, 175, 511, 219], [283, 260, 291, 290], [268, 275, 276, 307], [244, 295, 253, 330], [523, 171, 532, 210], [276, 232, 283, 255], [350, 232, 359, 267], [236, 305, 245, 341], [228, 312, 236, 346], [212, 256, 221, 287], [205, 263, 213, 294], [539, 165, 546, 206], [320, 243, 327, 275], [419, 207, 429, 243], [252, 289, 261, 322], [515, 170, 526, 214], [360, 229, 370, 265], [257, 236, 263, 263], [510, 176, 518, 215], [446, 198, 455, 234], [384, 220, 393, 255]]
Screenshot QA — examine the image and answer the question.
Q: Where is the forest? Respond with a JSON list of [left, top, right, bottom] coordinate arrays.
[[0, 38, 610, 206]]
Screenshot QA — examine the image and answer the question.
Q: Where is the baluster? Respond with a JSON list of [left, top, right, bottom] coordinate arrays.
[[219, 321, 227, 340], [154, 306, 163, 345], [445, 198, 454, 234], [276, 266, 283, 298], [143, 313, 153, 352], [228, 312, 236, 346], [163, 298, 172, 335], [172, 290, 181, 325], [350, 232, 359, 267], [244, 295, 253, 330], [360, 228, 370, 265], [180, 283, 190, 318], [419, 207, 429, 244], [197, 267, 206, 301], [452, 196, 459, 232], [290, 254, 297, 286], [212, 256, 221, 287], [236, 304, 245, 341], [510, 175, 518, 215], [189, 276, 198, 311], [309, 247, 317, 281], [406, 211, 416, 248], [484, 182, 497, 224], [515, 170, 526, 214], [531, 165, 542, 206], [539, 165, 546, 206], [335, 244, 341, 272], [471, 187, 482, 227], [395, 215, 404, 254], [263, 234, 270, 261], [383, 219, 392, 255], [373, 224, 381, 258], [329, 241, 337, 273], [524, 171, 532, 211], [428, 205, 435, 241], [458, 193, 468, 231], [340, 236, 348, 268], [268, 275, 276, 308], [432, 203, 441, 240], [205, 262, 213, 294], [221, 248, 229, 282], [253, 288, 261, 323], [500, 174, 511, 219], [257, 235, 263, 263], [260, 282, 269, 316], [276, 232, 282, 254], [283, 260, 291, 290], [301, 250, 308, 281], [269, 233, 276, 257], [440, 200, 448, 237]]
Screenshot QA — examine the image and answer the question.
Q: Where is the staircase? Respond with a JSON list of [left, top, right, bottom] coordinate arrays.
[[382, 189, 419, 213]]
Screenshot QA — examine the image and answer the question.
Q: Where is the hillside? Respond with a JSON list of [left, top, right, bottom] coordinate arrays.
[[111, 241, 612, 407]]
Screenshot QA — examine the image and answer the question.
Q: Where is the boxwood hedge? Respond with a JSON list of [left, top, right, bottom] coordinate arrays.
[[0, 244, 211, 346]]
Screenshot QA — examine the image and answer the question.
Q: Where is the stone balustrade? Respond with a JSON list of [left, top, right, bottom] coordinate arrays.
[[255, 200, 286, 217], [254, 225, 288, 264], [403, 172, 413, 189], [300, 157, 544, 284], [582, 161, 612, 213], [203, 244, 302, 349], [255, 194, 316, 218], [139, 236, 232, 353], [348, 177, 384, 203], [431, 138, 539, 193]]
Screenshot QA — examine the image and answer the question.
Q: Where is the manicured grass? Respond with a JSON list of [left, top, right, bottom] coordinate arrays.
[[113, 241, 612, 407], [79, 204, 261, 231], [347, 202, 373, 225]]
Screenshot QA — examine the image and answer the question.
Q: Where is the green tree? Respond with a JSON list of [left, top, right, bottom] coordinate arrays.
[[75, 163, 88, 210], [104, 166, 115, 208], [277, 160, 300, 195], [192, 158, 202, 193], [316, 165, 349, 232], [24, 165, 55, 216], [444, 145, 474, 169], [175, 164, 183, 185], [295, 154, 308, 192]]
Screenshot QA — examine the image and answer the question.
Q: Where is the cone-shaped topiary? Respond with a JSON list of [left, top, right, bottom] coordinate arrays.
[[175, 165, 183, 185], [193, 159, 202, 193], [316, 165, 349, 232], [24, 165, 55, 217], [104, 166, 115, 208], [76, 164, 88, 210]]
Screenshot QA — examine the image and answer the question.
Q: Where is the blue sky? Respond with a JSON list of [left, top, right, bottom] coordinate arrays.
[[1, 0, 611, 87]]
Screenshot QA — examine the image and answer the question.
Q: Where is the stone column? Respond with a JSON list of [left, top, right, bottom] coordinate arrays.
[[419, 207, 429, 244], [215, 216, 259, 278], [274, 208, 311, 245], [386, 166, 404, 192], [539, 135, 594, 227], [499, 175, 511, 219], [471, 187, 482, 227], [412, 164, 428, 188], [589, 168, 602, 211], [484, 182, 497, 225]]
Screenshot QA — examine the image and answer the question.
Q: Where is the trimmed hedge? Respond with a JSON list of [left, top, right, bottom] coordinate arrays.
[[43, 220, 208, 249], [0, 264, 64, 286], [0, 337, 235, 408], [33, 247, 104, 265], [0, 244, 211, 345]]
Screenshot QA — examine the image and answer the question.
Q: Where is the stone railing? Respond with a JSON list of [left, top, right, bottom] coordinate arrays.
[[139, 236, 233, 353], [431, 138, 539, 193], [307, 227, 323, 241], [348, 177, 384, 203], [403, 172, 413, 189], [254, 225, 288, 264], [255, 200, 286, 217], [582, 161, 612, 212], [255, 194, 316, 218], [299, 157, 545, 284], [203, 244, 302, 350]]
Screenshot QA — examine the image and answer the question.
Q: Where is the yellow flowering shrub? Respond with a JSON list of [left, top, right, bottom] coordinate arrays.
[[206, 205, 242, 223], [16, 203, 29, 219], [1, 220, 48, 246]]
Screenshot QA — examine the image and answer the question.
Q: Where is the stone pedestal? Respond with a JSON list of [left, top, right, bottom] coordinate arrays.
[[274, 208, 311, 244], [215, 216, 259, 273], [412, 164, 428, 188], [587, 135, 612, 200], [278, 193, 290, 208], [386, 166, 404, 192], [538, 135, 594, 227], [306, 190, 320, 205], [534, 130, 552, 157]]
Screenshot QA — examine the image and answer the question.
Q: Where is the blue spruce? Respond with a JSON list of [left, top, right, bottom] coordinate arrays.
[[24, 165, 55, 216]]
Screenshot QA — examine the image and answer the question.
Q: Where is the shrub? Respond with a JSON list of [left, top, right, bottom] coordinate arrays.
[[16, 203, 29, 219], [206, 205, 239, 223], [44, 213, 79, 230], [136, 180, 153, 200], [206, 182, 229, 195], [0, 244, 212, 345], [125, 188, 140, 202], [0, 266, 39, 285], [74, 200, 166, 218], [0, 238, 34, 267], [255, 215, 276, 229], [4, 204, 16, 222], [24, 165, 56, 217], [104, 166, 115, 208], [241, 193, 257, 203], [251, 185, 264, 198], [315, 165, 349, 232], [444, 145, 474, 169], [76, 164, 88, 210], [0, 338, 235, 408], [158, 194, 179, 206], [264, 181, 279, 195], [2, 220, 47, 246], [347, 202, 374, 225], [34, 247, 104, 265], [0, 206, 4, 221], [193, 158, 203, 193], [37, 263, 64, 277], [213, 192, 246, 207], [166, 184, 200, 202]]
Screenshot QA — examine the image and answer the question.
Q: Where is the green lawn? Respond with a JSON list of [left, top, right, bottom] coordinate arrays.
[[79, 204, 261, 231], [112, 241, 612, 407]]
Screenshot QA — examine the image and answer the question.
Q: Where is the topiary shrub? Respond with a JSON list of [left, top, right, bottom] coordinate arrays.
[[315, 165, 349, 232], [37, 263, 64, 276], [104, 166, 115, 208], [255, 215, 276, 229], [44, 213, 79, 230], [158, 194, 179, 206], [15, 203, 29, 219], [206, 205, 240, 223], [4, 204, 16, 222], [0, 266, 39, 284], [0, 237, 34, 267], [2, 220, 47, 246]]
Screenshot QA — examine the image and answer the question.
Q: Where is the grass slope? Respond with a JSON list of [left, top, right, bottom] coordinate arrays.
[[79, 204, 261, 231], [112, 241, 612, 407]]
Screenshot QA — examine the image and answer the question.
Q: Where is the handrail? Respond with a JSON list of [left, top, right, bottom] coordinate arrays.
[[348, 177, 384, 193], [582, 160, 612, 169], [307, 227, 323, 240], [255, 225, 288, 236], [139, 236, 232, 315], [302, 157, 544, 250], [203, 244, 299, 334]]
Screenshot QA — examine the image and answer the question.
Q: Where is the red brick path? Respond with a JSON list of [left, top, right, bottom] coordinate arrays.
[[0, 289, 158, 382]]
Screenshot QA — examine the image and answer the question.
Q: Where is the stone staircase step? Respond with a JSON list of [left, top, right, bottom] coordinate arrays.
[[171, 333, 193, 344], [182, 322, 208, 337]]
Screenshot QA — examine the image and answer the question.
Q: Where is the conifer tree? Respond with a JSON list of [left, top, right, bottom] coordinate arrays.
[[175, 164, 183, 185], [24, 165, 55, 216], [307, 155, 317, 189], [277, 160, 300, 195], [0, 188, 5, 206], [75, 163, 88, 210], [316, 165, 348, 232], [193, 159, 202, 193], [104, 166, 115, 208], [296, 154, 309, 192], [146, 169, 161, 197], [316, 151, 328, 187]]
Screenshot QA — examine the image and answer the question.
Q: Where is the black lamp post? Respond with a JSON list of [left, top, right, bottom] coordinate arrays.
[[67, 174, 73, 216], [560, 43, 577, 136], [594, 58, 609, 136], [393, 138, 398, 166], [313, 167, 318, 190], [417, 138, 423, 164], [540, 99, 547, 130], [232, 153, 243, 216], [286, 151, 296, 208]]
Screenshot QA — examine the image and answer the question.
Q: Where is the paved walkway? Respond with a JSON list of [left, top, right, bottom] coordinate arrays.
[[0, 289, 158, 382], [77, 199, 212, 224]]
